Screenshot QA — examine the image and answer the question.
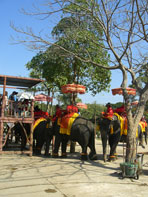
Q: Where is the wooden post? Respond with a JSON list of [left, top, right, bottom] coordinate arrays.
[[30, 100, 34, 156], [1, 76, 6, 118], [0, 121, 3, 152], [0, 76, 6, 153]]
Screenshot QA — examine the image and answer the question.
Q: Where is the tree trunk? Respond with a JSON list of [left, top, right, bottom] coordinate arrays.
[[126, 118, 137, 162]]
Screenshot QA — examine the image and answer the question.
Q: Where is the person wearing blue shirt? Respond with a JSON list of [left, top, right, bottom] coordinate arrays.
[[9, 91, 18, 116]]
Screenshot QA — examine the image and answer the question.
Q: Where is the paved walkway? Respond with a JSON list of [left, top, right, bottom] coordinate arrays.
[[0, 139, 148, 197]]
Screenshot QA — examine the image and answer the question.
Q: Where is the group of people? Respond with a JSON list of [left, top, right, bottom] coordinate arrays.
[[34, 106, 49, 120], [34, 104, 79, 123], [102, 102, 128, 119], [52, 104, 79, 122], [102, 102, 147, 124], [0, 91, 18, 115], [102, 102, 126, 119]]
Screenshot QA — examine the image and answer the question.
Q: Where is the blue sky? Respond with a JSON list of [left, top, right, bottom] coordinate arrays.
[[0, 0, 124, 105]]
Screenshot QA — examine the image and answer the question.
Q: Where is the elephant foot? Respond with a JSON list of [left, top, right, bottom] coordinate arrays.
[[44, 153, 51, 157], [61, 153, 67, 158], [89, 154, 98, 160], [114, 153, 118, 160], [108, 155, 116, 162], [52, 153, 59, 158], [70, 149, 75, 153], [139, 143, 145, 149], [35, 152, 42, 156], [81, 153, 88, 160]]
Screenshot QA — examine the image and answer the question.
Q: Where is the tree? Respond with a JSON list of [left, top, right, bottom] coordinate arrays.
[[80, 102, 105, 119], [11, 0, 148, 162], [26, 14, 111, 107], [26, 15, 111, 95], [51, 16, 111, 94], [26, 53, 57, 113]]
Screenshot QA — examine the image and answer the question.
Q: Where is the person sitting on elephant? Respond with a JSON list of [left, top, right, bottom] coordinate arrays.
[[34, 106, 49, 120], [102, 102, 113, 119], [66, 104, 78, 114], [140, 116, 147, 131], [52, 105, 65, 122], [113, 104, 126, 116], [58, 104, 79, 135], [141, 115, 146, 122]]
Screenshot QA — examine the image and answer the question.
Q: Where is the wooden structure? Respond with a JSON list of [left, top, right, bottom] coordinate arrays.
[[0, 75, 43, 156]]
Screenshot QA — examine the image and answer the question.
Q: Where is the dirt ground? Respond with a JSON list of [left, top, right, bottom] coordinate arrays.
[[0, 139, 148, 197]]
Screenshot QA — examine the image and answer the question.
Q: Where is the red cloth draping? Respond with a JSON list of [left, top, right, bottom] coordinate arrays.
[[102, 106, 114, 119]]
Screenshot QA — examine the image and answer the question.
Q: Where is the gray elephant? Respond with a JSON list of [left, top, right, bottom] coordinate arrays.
[[97, 115, 121, 162], [11, 118, 53, 156], [97, 115, 147, 162], [33, 118, 53, 156], [51, 116, 97, 160], [120, 123, 147, 148]]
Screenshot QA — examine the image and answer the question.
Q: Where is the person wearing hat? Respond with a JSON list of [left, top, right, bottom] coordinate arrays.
[[113, 104, 126, 116], [9, 91, 18, 101], [102, 102, 114, 119], [9, 91, 18, 116]]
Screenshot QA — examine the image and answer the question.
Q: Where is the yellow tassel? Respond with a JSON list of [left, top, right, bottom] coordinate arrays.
[[110, 125, 113, 134]]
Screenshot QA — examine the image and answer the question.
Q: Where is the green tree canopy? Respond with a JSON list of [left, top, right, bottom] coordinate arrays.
[[26, 15, 111, 96]]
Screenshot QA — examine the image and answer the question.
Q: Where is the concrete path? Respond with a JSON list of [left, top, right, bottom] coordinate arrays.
[[0, 139, 148, 197]]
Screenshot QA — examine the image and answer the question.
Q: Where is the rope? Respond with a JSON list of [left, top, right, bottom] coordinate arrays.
[[18, 121, 31, 145], [2, 124, 14, 147]]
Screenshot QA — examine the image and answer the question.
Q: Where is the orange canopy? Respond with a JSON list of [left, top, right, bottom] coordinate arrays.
[[34, 93, 53, 102], [112, 88, 136, 96], [61, 84, 86, 94], [76, 102, 87, 109]]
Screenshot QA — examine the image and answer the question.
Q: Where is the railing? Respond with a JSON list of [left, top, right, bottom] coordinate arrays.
[[0, 100, 32, 118]]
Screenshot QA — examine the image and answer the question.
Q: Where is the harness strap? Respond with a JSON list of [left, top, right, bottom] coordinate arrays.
[[81, 153, 87, 156]]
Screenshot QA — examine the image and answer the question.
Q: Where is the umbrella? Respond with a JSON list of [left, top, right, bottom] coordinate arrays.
[[17, 92, 34, 101], [34, 93, 53, 102], [76, 102, 87, 109], [131, 100, 139, 106], [61, 84, 86, 94], [112, 87, 136, 96]]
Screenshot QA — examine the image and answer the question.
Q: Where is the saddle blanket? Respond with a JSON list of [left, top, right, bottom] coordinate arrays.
[[33, 117, 46, 131], [58, 113, 79, 135], [111, 113, 146, 137]]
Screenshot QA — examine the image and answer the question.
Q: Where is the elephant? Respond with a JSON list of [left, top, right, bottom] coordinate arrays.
[[11, 118, 53, 156], [97, 114, 147, 162], [97, 115, 121, 162], [120, 123, 147, 148], [51, 116, 97, 160], [33, 118, 53, 156], [10, 122, 30, 151]]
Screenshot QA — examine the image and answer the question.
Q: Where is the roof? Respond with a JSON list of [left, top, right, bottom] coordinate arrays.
[[0, 75, 43, 88]]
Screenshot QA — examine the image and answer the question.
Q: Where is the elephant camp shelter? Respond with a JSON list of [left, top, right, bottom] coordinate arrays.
[[0, 75, 43, 156]]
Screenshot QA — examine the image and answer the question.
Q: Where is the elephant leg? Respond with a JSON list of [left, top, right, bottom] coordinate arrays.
[[33, 139, 36, 154], [88, 133, 97, 160], [52, 134, 62, 158], [44, 137, 52, 156], [35, 139, 44, 155], [61, 135, 69, 158], [139, 132, 145, 148], [21, 132, 27, 151], [101, 131, 108, 162], [81, 146, 88, 160], [70, 141, 76, 153], [108, 132, 121, 161]]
